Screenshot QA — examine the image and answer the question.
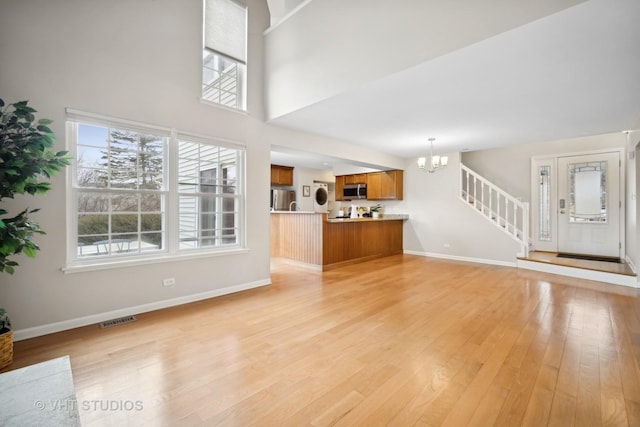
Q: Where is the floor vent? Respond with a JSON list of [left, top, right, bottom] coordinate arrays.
[[100, 315, 137, 329]]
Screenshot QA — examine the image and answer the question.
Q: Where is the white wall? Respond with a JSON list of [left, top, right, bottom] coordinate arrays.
[[461, 133, 626, 203], [0, 0, 398, 338], [266, 0, 306, 26], [263, 0, 585, 120], [636, 141, 640, 272], [270, 125, 406, 172], [398, 153, 521, 264], [0, 0, 270, 336], [628, 131, 640, 272], [461, 132, 636, 267]]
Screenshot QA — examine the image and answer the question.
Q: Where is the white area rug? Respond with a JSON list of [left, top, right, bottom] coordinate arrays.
[[0, 355, 80, 426]]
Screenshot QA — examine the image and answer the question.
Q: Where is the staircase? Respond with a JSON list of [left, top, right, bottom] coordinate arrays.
[[458, 163, 638, 287], [459, 164, 529, 257]]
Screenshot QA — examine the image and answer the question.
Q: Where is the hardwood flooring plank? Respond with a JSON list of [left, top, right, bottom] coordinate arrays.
[[439, 327, 520, 427], [465, 385, 510, 427], [3, 254, 640, 426], [599, 354, 629, 426], [549, 393, 578, 427], [289, 363, 400, 424], [310, 389, 364, 426], [492, 286, 554, 426]]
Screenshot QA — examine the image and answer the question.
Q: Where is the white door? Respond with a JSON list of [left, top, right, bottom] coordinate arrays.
[[557, 152, 620, 258]]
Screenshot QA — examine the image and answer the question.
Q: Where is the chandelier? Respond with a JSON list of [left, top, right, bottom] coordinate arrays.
[[417, 137, 448, 173]]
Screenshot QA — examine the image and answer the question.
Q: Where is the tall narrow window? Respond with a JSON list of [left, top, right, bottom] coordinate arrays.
[[178, 140, 241, 249], [538, 165, 551, 241], [203, 0, 247, 110]]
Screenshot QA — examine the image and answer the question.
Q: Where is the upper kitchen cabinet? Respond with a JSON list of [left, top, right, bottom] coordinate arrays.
[[343, 174, 367, 184], [336, 170, 404, 201], [367, 170, 403, 200], [271, 164, 294, 186], [336, 174, 365, 201], [335, 175, 345, 201]]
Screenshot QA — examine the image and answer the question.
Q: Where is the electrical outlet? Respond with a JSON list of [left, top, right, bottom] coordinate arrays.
[[443, 243, 451, 248], [163, 277, 176, 287]]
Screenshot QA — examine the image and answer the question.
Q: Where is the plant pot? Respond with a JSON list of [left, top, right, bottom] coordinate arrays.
[[372, 212, 380, 218], [0, 329, 13, 369]]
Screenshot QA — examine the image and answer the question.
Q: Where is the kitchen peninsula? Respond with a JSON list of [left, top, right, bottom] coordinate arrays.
[[270, 212, 407, 270]]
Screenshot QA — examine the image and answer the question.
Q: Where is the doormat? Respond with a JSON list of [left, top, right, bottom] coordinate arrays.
[[557, 253, 621, 263]]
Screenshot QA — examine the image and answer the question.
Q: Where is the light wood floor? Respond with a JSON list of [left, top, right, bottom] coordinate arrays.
[[5, 254, 640, 426]]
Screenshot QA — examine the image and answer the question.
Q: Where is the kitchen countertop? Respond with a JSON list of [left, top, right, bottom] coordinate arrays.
[[326, 214, 409, 223], [270, 211, 409, 222], [270, 210, 321, 214]]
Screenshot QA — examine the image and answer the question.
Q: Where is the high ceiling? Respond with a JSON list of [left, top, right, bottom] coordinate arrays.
[[269, 0, 640, 166]]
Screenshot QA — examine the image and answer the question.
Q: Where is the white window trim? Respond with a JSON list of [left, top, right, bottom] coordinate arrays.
[[63, 109, 247, 273], [201, 50, 248, 111], [200, 96, 250, 115], [202, 0, 248, 111]]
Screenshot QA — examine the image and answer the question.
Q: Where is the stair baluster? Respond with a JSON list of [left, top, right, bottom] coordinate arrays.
[[460, 163, 529, 256]]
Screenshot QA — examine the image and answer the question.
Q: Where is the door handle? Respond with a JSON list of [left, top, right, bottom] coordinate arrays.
[[560, 210, 565, 214]]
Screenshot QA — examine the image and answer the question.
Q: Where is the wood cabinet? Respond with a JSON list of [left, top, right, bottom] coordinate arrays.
[[270, 164, 294, 186], [335, 175, 345, 201], [336, 174, 365, 201], [335, 170, 403, 200], [322, 217, 403, 270], [366, 170, 403, 200], [271, 212, 404, 271], [343, 174, 367, 184]]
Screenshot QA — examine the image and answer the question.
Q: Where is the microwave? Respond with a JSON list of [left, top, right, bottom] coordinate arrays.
[[343, 183, 367, 200]]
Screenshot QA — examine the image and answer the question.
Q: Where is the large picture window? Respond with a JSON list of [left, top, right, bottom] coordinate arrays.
[[67, 111, 245, 269]]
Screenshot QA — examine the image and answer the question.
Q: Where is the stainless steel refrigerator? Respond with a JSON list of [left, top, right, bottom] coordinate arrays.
[[271, 189, 296, 211]]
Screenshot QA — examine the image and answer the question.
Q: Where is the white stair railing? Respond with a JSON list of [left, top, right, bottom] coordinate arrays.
[[460, 164, 529, 257]]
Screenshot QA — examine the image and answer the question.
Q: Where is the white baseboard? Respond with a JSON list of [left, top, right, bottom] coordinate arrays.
[[13, 279, 272, 341], [625, 255, 637, 275], [403, 250, 517, 268]]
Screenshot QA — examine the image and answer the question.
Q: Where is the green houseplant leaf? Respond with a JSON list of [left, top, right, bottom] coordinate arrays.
[[0, 98, 71, 274]]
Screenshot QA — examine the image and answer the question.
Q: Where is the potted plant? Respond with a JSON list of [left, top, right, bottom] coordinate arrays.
[[370, 204, 382, 218], [0, 97, 71, 368], [0, 308, 12, 369]]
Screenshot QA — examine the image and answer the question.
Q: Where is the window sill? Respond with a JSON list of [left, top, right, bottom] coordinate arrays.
[[62, 248, 250, 274], [200, 98, 248, 115]]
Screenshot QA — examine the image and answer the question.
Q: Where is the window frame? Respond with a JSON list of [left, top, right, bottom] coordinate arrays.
[[201, 48, 247, 111], [64, 109, 247, 273], [202, 0, 248, 111], [175, 133, 244, 251]]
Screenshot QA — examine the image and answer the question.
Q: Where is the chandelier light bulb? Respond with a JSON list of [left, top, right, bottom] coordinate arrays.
[[417, 137, 448, 173]]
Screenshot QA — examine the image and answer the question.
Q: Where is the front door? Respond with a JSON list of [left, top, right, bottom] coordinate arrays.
[[557, 152, 620, 258]]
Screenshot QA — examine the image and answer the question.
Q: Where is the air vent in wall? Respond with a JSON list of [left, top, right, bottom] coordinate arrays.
[[100, 315, 137, 328]]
